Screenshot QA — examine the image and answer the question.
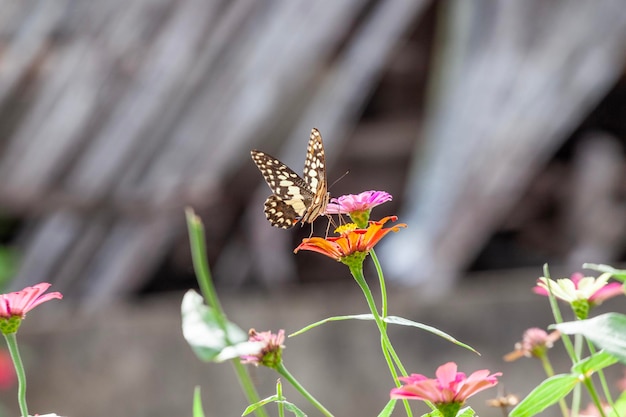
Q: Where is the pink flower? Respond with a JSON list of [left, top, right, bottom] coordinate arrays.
[[504, 328, 561, 361], [390, 362, 501, 405], [0, 283, 63, 334], [240, 329, 285, 369], [0, 283, 63, 319], [325, 190, 392, 214]]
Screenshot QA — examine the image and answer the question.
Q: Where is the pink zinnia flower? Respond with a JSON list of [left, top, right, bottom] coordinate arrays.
[[391, 362, 501, 406], [325, 190, 392, 214], [240, 329, 285, 369], [325, 190, 392, 227], [0, 283, 63, 334]]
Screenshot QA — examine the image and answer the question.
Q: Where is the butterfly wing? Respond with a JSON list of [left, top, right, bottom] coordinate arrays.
[[302, 128, 326, 193], [300, 128, 329, 223], [250, 150, 315, 228]]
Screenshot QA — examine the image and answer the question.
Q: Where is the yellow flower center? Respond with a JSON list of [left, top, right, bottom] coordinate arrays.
[[335, 223, 358, 234]]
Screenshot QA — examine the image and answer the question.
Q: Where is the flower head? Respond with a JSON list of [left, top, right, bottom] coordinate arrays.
[[0, 283, 63, 334], [294, 216, 406, 268], [504, 328, 561, 362], [534, 272, 623, 319], [325, 191, 392, 227], [390, 362, 501, 416], [240, 329, 285, 369]]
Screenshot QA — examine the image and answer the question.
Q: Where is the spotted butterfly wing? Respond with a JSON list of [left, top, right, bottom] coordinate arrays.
[[251, 128, 329, 229]]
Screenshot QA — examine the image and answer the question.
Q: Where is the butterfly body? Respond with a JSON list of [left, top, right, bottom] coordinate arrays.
[[251, 128, 329, 229]]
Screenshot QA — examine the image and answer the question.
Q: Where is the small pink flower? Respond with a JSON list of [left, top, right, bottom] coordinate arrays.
[[325, 190, 392, 214], [504, 328, 561, 361], [240, 329, 285, 368], [390, 362, 501, 406], [0, 283, 62, 319], [0, 283, 63, 334]]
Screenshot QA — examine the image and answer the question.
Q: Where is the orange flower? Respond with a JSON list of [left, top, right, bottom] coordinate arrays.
[[294, 216, 406, 262]]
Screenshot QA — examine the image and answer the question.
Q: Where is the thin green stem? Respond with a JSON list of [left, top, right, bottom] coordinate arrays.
[[185, 208, 268, 417], [370, 250, 388, 319], [186, 209, 227, 324], [539, 353, 568, 417], [231, 360, 269, 417], [276, 363, 334, 417], [586, 338, 616, 414], [584, 376, 607, 417], [349, 265, 413, 417], [543, 265, 577, 362], [4, 333, 27, 417], [276, 380, 285, 417]]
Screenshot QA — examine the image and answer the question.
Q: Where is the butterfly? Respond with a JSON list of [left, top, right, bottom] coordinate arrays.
[[251, 128, 329, 229]]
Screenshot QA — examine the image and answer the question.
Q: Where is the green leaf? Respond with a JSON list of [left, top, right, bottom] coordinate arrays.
[[242, 395, 280, 416], [456, 406, 475, 417], [510, 374, 579, 417], [583, 263, 626, 281], [280, 401, 308, 417], [376, 400, 396, 417], [242, 398, 306, 417], [610, 390, 626, 417], [193, 386, 206, 417], [289, 314, 478, 354], [555, 313, 626, 364], [182, 290, 259, 362], [571, 350, 618, 375]]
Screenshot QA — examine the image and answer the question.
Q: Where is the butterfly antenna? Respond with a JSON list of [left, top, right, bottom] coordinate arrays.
[[329, 170, 349, 190]]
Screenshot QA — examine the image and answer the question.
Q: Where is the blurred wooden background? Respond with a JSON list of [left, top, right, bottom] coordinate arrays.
[[0, 0, 625, 416], [0, 0, 625, 303]]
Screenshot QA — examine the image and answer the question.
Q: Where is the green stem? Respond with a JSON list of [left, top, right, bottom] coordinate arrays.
[[584, 376, 607, 417], [276, 363, 334, 417], [542, 265, 577, 362], [186, 209, 228, 325], [586, 338, 615, 414], [276, 380, 285, 417], [349, 265, 413, 417], [539, 353, 568, 417], [370, 250, 388, 319], [4, 333, 27, 417], [185, 208, 268, 417]]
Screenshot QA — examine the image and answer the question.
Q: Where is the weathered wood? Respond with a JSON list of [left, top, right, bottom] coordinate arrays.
[[381, 0, 626, 292]]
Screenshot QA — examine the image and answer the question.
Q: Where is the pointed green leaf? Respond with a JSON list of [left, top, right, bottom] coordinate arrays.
[[555, 313, 626, 364], [571, 350, 618, 375], [611, 390, 626, 417], [583, 263, 626, 281], [242, 395, 280, 416], [182, 290, 260, 362], [280, 401, 308, 417], [510, 374, 579, 417], [289, 314, 477, 354], [376, 399, 396, 417], [193, 386, 206, 417], [382, 316, 478, 354]]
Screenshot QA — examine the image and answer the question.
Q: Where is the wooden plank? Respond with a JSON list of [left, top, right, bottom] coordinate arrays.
[[380, 0, 626, 292]]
